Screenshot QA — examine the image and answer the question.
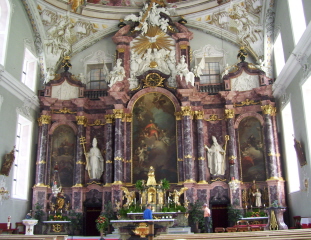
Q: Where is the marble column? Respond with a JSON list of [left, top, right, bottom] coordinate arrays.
[[35, 114, 51, 186], [261, 104, 278, 179], [175, 112, 184, 184], [74, 116, 87, 186], [124, 113, 132, 183], [224, 109, 239, 180], [113, 109, 124, 184], [195, 110, 207, 184], [105, 114, 114, 185], [181, 106, 195, 183]]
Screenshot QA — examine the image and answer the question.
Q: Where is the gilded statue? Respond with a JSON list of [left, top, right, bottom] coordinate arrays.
[[56, 191, 65, 210], [121, 187, 135, 207], [169, 187, 188, 206]]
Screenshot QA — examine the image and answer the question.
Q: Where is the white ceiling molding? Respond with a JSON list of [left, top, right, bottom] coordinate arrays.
[[273, 21, 311, 97]]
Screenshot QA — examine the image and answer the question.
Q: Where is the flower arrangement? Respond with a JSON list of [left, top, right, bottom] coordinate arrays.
[[245, 211, 267, 218], [96, 215, 109, 232]]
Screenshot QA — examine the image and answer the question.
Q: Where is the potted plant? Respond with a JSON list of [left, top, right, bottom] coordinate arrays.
[[33, 203, 45, 234], [96, 214, 109, 240], [68, 210, 83, 235], [188, 200, 204, 233], [227, 205, 243, 226]]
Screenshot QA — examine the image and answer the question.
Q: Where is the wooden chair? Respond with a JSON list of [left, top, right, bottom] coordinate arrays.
[[215, 227, 225, 233], [15, 222, 25, 234], [226, 227, 237, 232], [250, 226, 261, 231]]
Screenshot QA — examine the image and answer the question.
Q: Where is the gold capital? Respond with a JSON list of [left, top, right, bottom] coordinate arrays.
[[76, 116, 87, 126], [177, 158, 183, 162], [194, 110, 204, 120], [261, 105, 277, 116], [76, 161, 85, 165], [197, 157, 205, 161], [175, 112, 182, 120], [180, 44, 188, 49], [106, 160, 113, 163], [38, 115, 51, 126], [113, 109, 124, 119], [184, 154, 192, 158], [114, 156, 123, 161], [181, 106, 194, 117], [224, 109, 235, 119], [125, 113, 132, 122], [105, 114, 114, 124]]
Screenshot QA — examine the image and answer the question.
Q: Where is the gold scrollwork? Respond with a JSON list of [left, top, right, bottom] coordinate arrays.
[[180, 44, 188, 49], [72, 184, 83, 187], [224, 109, 235, 119], [184, 155, 192, 158], [125, 113, 132, 122], [117, 48, 125, 53], [105, 114, 114, 124], [197, 157, 205, 161], [133, 222, 149, 238], [211, 177, 227, 182], [52, 224, 62, 233], [114, 157, 123, 161], [88, 119, 105, 126], [37, 160, 46, 164], [267, 152, 280, 157], [261, 104, 277, 116], [38, 115, 51, 126], [194, 110, 204, 120], [174, 112, 182, 120], [125, 159, 132, 163], [52, 108, 76, 114], [106, 160, 113, 163], [142, 73, 165, 88], [177, 158, 183, 162], [76, 161, 85, 165], [234, 99, 261, 107], [228, 156, 237, 160], [76, 116, 87, 126], [113, 109, 124, 119], [204, 114, 222, 121], [181, 106, 194, 117], [269, 210, 279, 230]]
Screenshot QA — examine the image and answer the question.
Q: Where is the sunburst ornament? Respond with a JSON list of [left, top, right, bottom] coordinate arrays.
[[132, 26, 174, 56]]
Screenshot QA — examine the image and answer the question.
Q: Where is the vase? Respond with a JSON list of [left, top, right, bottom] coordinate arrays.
[[99, 229, 105, 240]]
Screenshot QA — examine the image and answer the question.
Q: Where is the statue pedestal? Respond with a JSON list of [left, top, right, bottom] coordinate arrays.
[[22, 219, 38, 235]]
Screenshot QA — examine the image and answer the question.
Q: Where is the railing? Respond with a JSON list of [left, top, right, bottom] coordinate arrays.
[[198, 83, 225, 94], [84, 90, 108, 100]]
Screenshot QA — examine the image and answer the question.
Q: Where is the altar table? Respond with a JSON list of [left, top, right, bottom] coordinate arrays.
[[42, 221, 71, 235]]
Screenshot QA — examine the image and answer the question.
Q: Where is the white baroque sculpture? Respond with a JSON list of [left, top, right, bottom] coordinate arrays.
[[85, 138, 104, 179], [205, 136, 226, 176], [108, 59, 126, 87]]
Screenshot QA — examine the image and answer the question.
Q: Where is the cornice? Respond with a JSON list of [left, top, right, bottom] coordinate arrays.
[[273, 21, 311, 97], [0, 65, 40, 110]]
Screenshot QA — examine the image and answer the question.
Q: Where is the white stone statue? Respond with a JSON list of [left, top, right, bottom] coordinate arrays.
[[253, 189, 262, 207], [85, 138, 104, 179], [176, 55, 194, 86], [205, 136, 226, 176], [108, 58, 126, 87]]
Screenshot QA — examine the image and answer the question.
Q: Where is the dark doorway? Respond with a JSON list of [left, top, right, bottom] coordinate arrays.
[[85, 207, 101, 236], [211, 204, 228, 232]]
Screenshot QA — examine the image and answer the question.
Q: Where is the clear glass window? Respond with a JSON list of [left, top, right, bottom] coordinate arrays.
[[288, 0, 306, 45], [274, 33, 285, 76], [21, 48, 37, 91]]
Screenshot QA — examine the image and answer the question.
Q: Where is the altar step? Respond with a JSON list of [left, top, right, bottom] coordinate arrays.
[[167, 227, 193, 234]]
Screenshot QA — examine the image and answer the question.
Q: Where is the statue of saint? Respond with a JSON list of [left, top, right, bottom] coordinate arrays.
[[85, 138, 104, 179], [253, 189, 262, 207], [108, 58, 125, 87], [205, 136, 226, 176]]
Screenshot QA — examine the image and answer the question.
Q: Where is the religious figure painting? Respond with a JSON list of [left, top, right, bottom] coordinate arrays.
[[51, 125, 76, 187], [238, 117, 266, 182], [0, 147, 15, 176], [132, 92, 177, 183]]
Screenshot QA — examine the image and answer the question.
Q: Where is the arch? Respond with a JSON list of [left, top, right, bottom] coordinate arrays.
[[49, 121, 78, 135], [234, 112, 264, 129], [0, 0, 11, 65]]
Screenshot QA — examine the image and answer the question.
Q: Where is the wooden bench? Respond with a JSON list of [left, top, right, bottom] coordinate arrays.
[[0, 223, 17, 234]]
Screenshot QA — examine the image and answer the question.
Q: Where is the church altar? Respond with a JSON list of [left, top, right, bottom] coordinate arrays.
[[110, 219, 175, 240], [42, 221, 71, 235]]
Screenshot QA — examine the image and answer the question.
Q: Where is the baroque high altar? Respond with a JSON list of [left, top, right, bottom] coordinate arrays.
[[33, 0, 285, 227]]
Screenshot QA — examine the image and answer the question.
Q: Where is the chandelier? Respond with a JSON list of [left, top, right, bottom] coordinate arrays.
[[0, 176, 10, 204], [51, 163, 62, 197]]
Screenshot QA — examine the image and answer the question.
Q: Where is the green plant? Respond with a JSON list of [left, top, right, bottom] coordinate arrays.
[[228, 205, 243, 226], [135, 180, 145, 192], [68, 210, 83, 232], [34, 203, 45, 222], [160, 178, 170, 190], [245, 210, 267, 218], [95, 215, 109, 232], [188, 200, 204, 224]]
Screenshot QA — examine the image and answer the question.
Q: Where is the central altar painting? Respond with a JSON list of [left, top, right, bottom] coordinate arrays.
[[132, 92, 177, 183]]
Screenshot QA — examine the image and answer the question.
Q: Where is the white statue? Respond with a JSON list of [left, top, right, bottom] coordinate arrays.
[[176, 55, 194, 86], [253, 189, 262, 207], [205, 136, 226, 176], [108, 58, 125, 87], [85, 138, 104, 179]]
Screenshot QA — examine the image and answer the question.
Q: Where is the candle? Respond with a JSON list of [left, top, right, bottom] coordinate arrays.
[[231, 177, 235, 181], [60, 210, 62, 213], [49, 211, 50, 215]]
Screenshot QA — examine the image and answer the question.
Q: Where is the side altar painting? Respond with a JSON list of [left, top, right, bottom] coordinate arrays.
[[238, 117, 266, 182], [51, 125, 76, 187], [132, 92, 177, 183]]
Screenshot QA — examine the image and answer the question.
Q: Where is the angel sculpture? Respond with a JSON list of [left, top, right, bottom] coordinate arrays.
[[169, 187, 188, 206], [121, 187, 136, 207]]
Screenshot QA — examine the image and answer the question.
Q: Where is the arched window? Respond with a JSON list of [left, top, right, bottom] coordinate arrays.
[[0, 0, 11, 66]]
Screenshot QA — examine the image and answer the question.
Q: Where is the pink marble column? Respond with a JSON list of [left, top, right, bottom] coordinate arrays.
[[181, 106, 195, 183], [35, 114, 51, 186], [224, 109, 239, 180], [74, 116, 87, 186], [113, 109, 124, 184], [105, 114, 114, 185], [195, 110, 207, 183], [175, 112, 184, 184]]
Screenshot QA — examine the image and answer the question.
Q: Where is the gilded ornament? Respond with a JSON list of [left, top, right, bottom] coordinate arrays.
[[112, 181, 123, 185], [211, 177, 227, 182], [177, 158, 183, 162], [198, 180, 208, 184], [224, 109, 235, 119], [205, 114, 222, 121], [117, 48, 125, 53], [76, 161, 85, 165], [37, 160, 46, 164], [181, 106, 194, 117], [114, 157, 123, 161], [267, 152, 280, 157], [234, 99, 260, 107], [125, 113, 132, 122], [180, 44, 188, 49], [142, 73, 165, 88], [105, 114, 114, 124], [194, 110, 204, 120], [76, 116, 87, 126], [106, 160, 113, 163], [184, 179, 196, 183], [38, 115, 51, 126], [89, 119, 105, 126], [72, 184, 83, 187], [184, 155, 192, 158], [174, 112, 182, 120], [269, 210, 278, 230], [52, 108, 76, 114], [197, 157, 205, 161], [133, 223, 149, 238], [113, 109, 124, 119], [261, 104, 277, 115], [52, 224, 62, 232]]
